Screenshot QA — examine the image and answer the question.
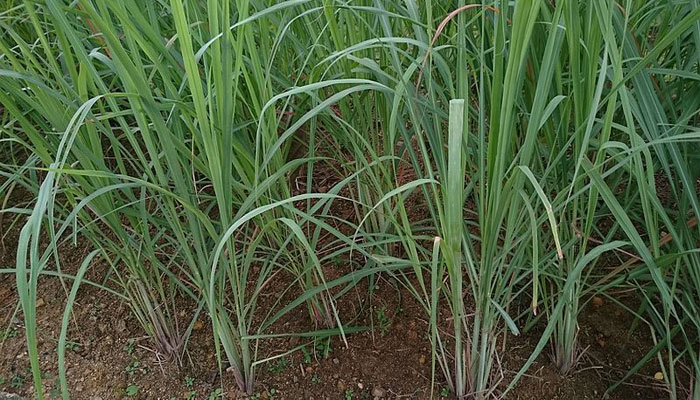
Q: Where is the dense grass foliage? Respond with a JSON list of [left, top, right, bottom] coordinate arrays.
[[1, 0, 699, 398]]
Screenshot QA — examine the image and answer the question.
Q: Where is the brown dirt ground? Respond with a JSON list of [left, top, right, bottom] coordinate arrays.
[[0, 263, 672, 400], [0, 168, 677, 400]]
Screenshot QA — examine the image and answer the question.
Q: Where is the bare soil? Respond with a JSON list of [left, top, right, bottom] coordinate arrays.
[[0, 175, 673, 400]]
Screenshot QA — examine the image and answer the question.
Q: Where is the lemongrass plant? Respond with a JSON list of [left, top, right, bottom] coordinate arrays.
[[592, 1, 700, 397], [327, 2, 556, 396], [519, 0, 623, 374], [2, 0, 700, 399], [0, 0, 390, 396], [516, 0, 700, 393]]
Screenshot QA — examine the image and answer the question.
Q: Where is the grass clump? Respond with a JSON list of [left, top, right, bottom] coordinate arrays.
[[0, 0, 699, 399]]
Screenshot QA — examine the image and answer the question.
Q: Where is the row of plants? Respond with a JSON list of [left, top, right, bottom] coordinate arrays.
[[1, 0, 699, 398]]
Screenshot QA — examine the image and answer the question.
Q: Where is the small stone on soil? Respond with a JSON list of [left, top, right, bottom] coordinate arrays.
[[592, 296, 604, 307], [115, 319, 126, 332], [0, 393, 24, 400], [371, 386, 386, 397]]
